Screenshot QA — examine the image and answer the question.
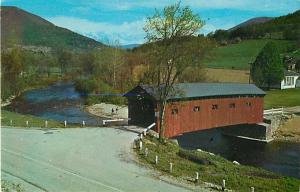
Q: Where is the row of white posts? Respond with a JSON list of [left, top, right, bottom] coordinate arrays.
[[9, 119, 87, 128], [9, 119, 129, 127], [138, 132, 256, 192]]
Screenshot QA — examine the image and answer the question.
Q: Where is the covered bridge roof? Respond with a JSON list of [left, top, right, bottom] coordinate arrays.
[[125, 83, 265, 101]]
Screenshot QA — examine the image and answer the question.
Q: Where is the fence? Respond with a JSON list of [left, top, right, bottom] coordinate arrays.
[[5, 118, 130, 128], [264, 107, 285, 116]]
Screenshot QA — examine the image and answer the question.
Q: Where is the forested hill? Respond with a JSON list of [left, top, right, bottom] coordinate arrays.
[[212, 9, 300, 41], [1, 6, 104, 50], [228, 17, 273, 32]]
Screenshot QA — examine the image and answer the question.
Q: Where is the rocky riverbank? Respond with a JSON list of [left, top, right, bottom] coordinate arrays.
[[274, 115, 300, 143]]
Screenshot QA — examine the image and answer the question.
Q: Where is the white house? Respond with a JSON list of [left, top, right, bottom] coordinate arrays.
[[280, 70, 299, 89]]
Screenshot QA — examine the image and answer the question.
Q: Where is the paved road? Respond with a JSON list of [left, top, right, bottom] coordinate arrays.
[[1, 127, 203, 192]]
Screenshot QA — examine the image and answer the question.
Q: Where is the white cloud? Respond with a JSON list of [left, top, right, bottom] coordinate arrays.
[[200, 24, 217, 34], [47, 16, 146, 45], [80, 0, 299, 12], [46, 0, 300, 44]]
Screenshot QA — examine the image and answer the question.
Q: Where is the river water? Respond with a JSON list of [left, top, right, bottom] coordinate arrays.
[[6, 82, 104, 126], [176, 128, 300, 179], [5, 82, 300, 179]]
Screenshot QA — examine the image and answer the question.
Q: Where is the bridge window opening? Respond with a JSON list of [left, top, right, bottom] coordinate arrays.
[[212, 104, 218, 110], [193, 106, 200, 112], [229, 103, 235, 108], [246, 102, 252, 107], [171, 108, 178, 115]]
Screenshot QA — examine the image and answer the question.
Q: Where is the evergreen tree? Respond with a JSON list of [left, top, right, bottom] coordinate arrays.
[[251, 42, 284, 88], [296, 59, 300, 72]]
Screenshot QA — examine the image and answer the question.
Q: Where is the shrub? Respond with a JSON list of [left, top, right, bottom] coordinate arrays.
[[74, 78, 97, 95], [86, 95, 127, 106]]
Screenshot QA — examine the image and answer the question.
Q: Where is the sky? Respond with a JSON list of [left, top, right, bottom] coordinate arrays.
[[2, 0, 300, 45]]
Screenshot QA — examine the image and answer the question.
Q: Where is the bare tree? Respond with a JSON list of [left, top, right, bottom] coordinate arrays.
[[143, 2, 206, 139], [92, 40, 124, 88]]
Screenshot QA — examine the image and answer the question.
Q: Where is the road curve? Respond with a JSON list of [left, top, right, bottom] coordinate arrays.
[[1, 127, 203, 192]]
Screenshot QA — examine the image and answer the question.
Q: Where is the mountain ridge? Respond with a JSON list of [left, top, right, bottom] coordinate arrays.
[[1, 6, 105, 50], [228, 17, 273, 32]]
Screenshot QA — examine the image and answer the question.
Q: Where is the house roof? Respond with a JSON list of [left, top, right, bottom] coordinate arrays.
[[284, 70, 300, 77], [128, 83, 266, 101]]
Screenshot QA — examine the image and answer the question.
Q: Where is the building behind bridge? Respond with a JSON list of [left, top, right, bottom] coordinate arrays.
[[124, 83, 266, 138]]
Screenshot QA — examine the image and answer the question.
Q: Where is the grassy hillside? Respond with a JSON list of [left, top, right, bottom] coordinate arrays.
[[1, 6, 104, 50], [205, 68, 249, 83], [203, 39, 296, 70]]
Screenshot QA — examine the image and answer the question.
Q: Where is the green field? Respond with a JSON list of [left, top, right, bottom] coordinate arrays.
[[264, 88, 300, 109], [203, 39, 295, 70]]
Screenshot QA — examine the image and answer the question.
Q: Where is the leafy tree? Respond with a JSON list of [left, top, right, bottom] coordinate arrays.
[[1, 48, 25, 99], [142, 2, 206, 139], [74, 78, 98, 95], [57, 49, 73, 75], [79, 51, 97, 75], [251, 42, 284, 88]]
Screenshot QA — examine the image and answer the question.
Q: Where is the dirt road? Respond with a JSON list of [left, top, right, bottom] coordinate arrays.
[[1, 127, 205, 192]]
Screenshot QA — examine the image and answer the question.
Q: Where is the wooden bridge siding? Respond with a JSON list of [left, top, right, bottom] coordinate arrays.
[[164, 97, 264, 138]]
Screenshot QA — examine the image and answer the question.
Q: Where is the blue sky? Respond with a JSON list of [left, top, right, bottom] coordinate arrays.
[[2, 0, 300, 45]]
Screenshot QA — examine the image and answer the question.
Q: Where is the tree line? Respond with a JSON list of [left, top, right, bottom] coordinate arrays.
[[1, 33, 215, 103]]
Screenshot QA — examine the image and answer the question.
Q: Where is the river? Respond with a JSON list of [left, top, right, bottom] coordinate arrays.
[[5, 82, 104, 126], [5, 82, 300, 179], [176, 128, 300, 179]]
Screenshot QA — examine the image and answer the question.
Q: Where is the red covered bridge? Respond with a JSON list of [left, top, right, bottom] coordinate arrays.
[[124, 83, 266, 138]]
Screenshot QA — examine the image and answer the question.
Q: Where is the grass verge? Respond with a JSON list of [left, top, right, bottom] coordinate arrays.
[[264, 88, 300, 109], [1, 110, 66, 128], [135, 135, 300, 192]]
